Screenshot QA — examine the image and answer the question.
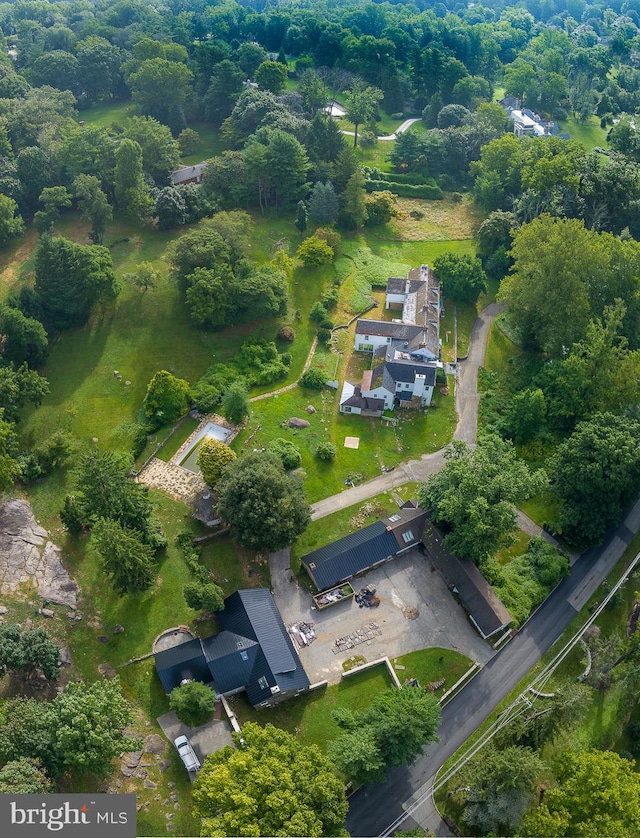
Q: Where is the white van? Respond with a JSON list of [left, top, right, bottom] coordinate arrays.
[[174, 735, 201, 773]]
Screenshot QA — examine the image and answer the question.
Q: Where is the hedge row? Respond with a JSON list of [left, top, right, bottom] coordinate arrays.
[[366, 179, 444, 200]]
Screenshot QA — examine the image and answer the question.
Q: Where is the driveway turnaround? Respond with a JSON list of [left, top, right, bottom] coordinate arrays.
[[270, 547, 494, 685], [156, 710, 234, 778]]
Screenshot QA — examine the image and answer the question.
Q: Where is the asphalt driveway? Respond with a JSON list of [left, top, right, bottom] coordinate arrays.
[[271, 547, 495, 685]]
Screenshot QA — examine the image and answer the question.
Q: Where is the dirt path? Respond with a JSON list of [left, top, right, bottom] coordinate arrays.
[[248, 336, 318, 403]]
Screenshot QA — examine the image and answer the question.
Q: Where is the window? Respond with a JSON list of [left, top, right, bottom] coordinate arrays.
[[405, 383, 411, 388], [364, 335, 369, 341], [401, 530, 414, 544], [343, 406, 351, 413], [389, 514, 401, 522], [386, 337, 391, 343], [258, 676, 269, 690], [240, 651, 249, 661]]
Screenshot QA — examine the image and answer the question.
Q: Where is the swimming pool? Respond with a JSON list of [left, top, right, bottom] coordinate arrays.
[[179, 422, 232, 474]]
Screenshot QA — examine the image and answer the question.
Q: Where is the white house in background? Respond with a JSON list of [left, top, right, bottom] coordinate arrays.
[[499, 96, 563, 139], [340, 266, 442, 417]]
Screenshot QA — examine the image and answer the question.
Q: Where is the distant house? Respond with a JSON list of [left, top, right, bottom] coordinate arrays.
[[340, 266, 441, 416], [322, 101, 347, 118], [422, 521, 513, 640], [301, 505, 429, 591], [171, 162, 207, 186], [499, 97, 566, 140], [154, 589, 310, 707]]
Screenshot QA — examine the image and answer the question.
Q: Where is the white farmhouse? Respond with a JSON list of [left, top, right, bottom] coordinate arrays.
[[340, 266, 442, 417]]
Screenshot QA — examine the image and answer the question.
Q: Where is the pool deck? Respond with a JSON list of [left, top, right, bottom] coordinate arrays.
[[135, 414, 238, 505]]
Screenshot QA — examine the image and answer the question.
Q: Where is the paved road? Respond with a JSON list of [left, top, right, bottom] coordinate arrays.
[[345, 496, 640, 837]]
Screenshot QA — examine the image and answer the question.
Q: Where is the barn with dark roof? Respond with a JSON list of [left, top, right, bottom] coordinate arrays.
[[301, 506, 429, 591]]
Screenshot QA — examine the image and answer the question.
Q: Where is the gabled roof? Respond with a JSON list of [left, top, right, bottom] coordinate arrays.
[[422, 522, 513, 639], [154, 637, 212, 693], [302, 521, 401, 591], [219, 589, 309, 701], [339, 381, 385, 411], [301, 507, 429, 592], [356, 320, 424, 340], [201, 631, 259, 695], [154, 590, 309, 704]]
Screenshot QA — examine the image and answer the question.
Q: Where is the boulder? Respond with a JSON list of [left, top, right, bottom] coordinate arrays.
[[288, 417, 310, 429], [306, 405, 316, 414]]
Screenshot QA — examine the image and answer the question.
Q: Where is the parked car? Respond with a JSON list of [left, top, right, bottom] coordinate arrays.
[[174, 735, 201, 773]]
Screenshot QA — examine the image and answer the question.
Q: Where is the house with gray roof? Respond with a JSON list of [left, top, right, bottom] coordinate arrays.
[[340, 266, 441, 416], [154, 589, 309, 707], [301, 506, 429, 591], [171, 162, 207, 186]]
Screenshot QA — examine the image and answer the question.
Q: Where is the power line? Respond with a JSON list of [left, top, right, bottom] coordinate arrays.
[[381, 550, 640, 837]]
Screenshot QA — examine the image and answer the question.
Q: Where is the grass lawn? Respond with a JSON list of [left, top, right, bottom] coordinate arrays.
[[559, 114, 608, 150], [494, 529, 531, 567], [484, 315, 521, 372], [519, 491, 563, 530], [236, 379, 455, 505], [392, 648, 473, 698], [153, 415, 200, 463], [229, 663, 395, 749]]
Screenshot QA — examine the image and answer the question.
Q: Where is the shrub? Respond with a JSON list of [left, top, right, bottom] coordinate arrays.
[[184, 580, 225, 613], [296, 235, 334, 266], [169, 681, 216, 727], [198, 437, 236, 487], [316, 441, 336, 461], [317, 327, 332, 344], [277, 326, 295, 342], [267, 438, 302, 470], [143, 370, 190, 429], [314, 227, 340, 255], [300, 366, 327, 390], [321, 287, 339, 309], [309, 302, 328, 323]]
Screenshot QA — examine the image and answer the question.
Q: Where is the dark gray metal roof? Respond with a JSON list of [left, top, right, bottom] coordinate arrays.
[[219, 589, 310, 700], [154, 638, 211, 693], [423, 523, 513, 639], [356, 320, 424, 340], [201, 631, 260, 695], [154, 590, 310, 704], [301, 521, 400, 591], [385, 361, 437, 386]]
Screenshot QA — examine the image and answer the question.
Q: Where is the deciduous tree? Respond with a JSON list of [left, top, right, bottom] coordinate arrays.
[[328, 686, 441, 786], [193, 722, 348, 837], [143, 370, 190, 428], [552, 413, 640, 547], [197, 437, 236, 488], [520, 750, 640, 837], [169, 681, 216, 727], [433, 253, 487, 304], [0, 758, 52, 794], [217, 452, 310, 551], [418, 437, 547, 565], [344, 80, 383, 147]]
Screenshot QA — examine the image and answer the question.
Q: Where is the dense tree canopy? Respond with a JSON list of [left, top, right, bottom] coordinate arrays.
[[193, 722, 348, 837], [418, 437, 547, 565], [197, 437, 236, 488], [552, 413, 640, 548], [217, 451, 310, 551], [328, 686, 441, 787], [520, 750, 640, 838]]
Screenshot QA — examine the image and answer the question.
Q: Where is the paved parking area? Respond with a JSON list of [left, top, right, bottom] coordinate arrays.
[[271, 547, 495, 685], [157, 710, 234, 779]]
